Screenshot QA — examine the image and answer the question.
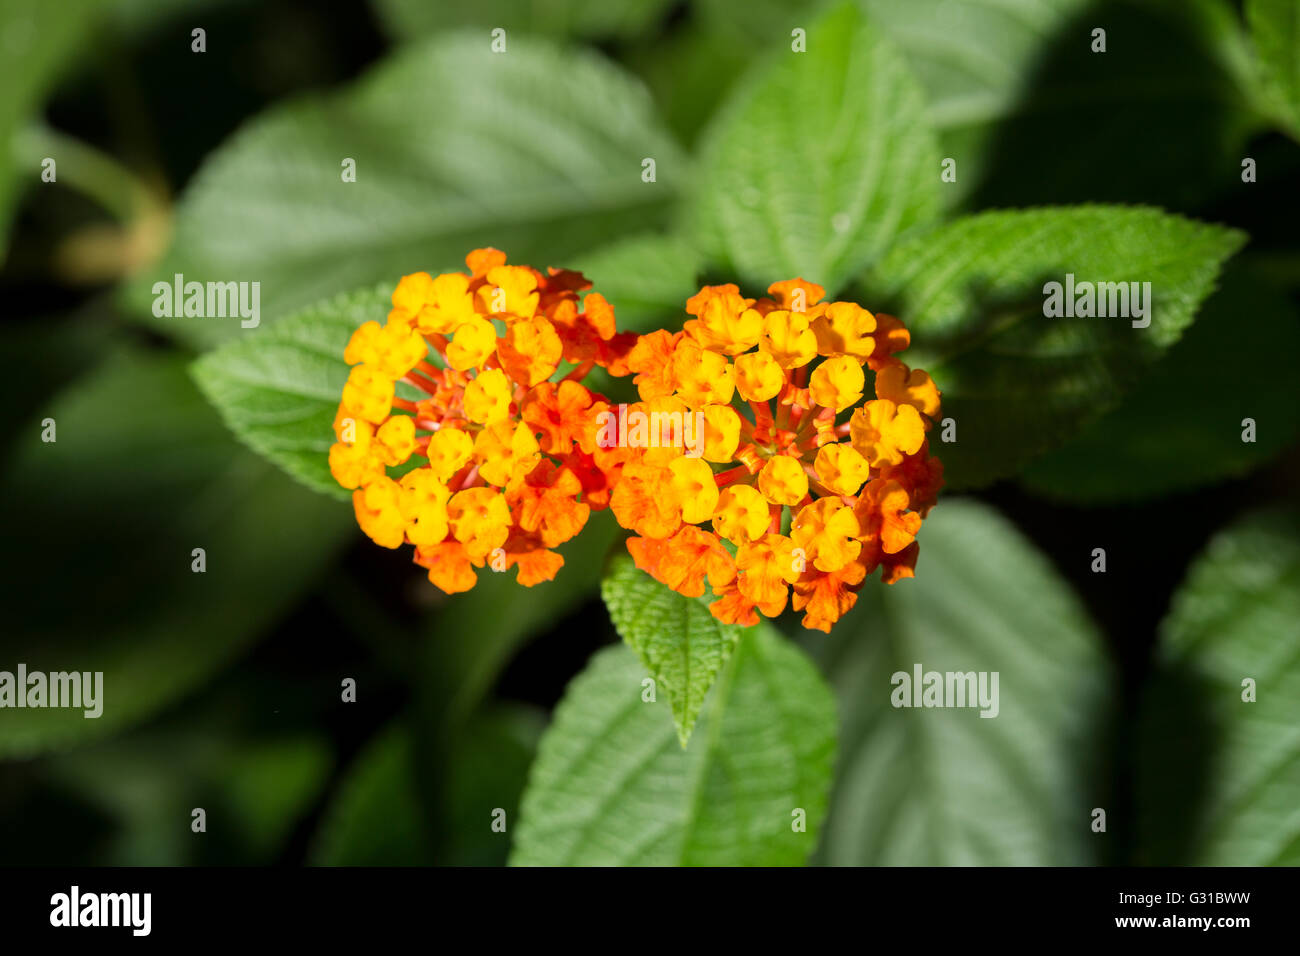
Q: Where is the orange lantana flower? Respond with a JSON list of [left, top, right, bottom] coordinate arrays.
[[608, 280, 943, 632], [329, 249, 633, 593]]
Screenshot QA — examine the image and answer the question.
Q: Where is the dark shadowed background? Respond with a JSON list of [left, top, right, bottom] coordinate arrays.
[[1, 0, 1297, 866]]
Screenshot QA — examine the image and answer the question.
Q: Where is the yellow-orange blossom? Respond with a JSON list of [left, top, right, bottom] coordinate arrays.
[[330, 255, 942, 631], [329, 248, 635, 594], [611, 279, 943, 632]]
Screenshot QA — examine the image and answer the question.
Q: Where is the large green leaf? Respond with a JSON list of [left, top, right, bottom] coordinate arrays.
[[696, 0, 1089, 130], [311, 706, 541, 866], [0, 348, 351, 757], [1247, 0, 1300, 137], [803, 498, 1112, 865], [123, 31, 685, 346], [373, 0, 676, 41], [857, 0, 1088, 129], [691, 0, 820, 47], [693, 1, 1253, 210], [856, 0, 1088, 206], [863, 206, 1245, 488], [439, 704, 544, 866], [693, 0, 1099, 208], [1137, 507, 1300, 865], [1022, 267, 1300, 502], [690, 1, 942, 294], [511, 626, 837, 865], [624, 19, 753, 149], [310, 722, 432, 865], [191, 285, 390, 501], [602, 555, 743, 746]]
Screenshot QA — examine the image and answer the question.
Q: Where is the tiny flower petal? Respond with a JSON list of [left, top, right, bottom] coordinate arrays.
[[414, 540, 479, 594], [353, 477, 406, 549], [809, 354, 865, 412], [463, 367, 514, 424], [712, 484, 770, 544], [811, 301, 877, 359], [874, 362, 941, 419], [848, 399, 925, 468], [791, 496, 861, 572], [672, 339, 736, 406], [389, 272, 436, 326], [480, 265, 540, 319], [448, 486, 512, 561], [375, 413, 417, 466], [734, 351, 784, 402], [758, 454, 809, 506], [736, 533, 799, 615], [341, 365, 394, 424], [400, 468, 451, 546], [700, 403, 741, 462], [445, 316, 497, 370], [813, 442, 870, 496], [474, 420, 540, 486], [760, 310, 818, 368], [498, 315, 563, 387], [426, 427, 474, 481], [766, 278, 825, 312], [414, 272, 476, 335], [684, 292, 762, 354], [668, 457, 720, 524]]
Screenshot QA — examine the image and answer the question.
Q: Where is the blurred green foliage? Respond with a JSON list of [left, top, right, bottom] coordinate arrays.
[[1, 0, 1298, 866]]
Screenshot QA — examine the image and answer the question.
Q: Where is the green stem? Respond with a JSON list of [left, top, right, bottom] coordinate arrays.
[[15, 122, 164, 224]]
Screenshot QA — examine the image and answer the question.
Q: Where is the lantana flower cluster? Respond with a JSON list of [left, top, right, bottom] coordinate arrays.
[[328, 248, 635, 594], [609, 279, 943, 632]]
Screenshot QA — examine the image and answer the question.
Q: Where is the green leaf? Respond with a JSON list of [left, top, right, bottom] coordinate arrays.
[[691, 1, 942, 294], [1137, 508, 1300, 865], [123, 31, 685, 346], [511, 626, 837, 865], [312, 706, 541, 866], [803, 498, 1112, 865], [373, 0, 676, 42], [857, 0, 1089, 129], [311, 722, 432, 865], [856, 0, 1089, 206], [0, 348, 352, 757], [696, 0, 1091, 130], [624, 20, 753, 149], [693, 1, 1256, 209], [863, 205, 1245, 488], [601, 554, 744, 746], [191, 285, 391, 501], [440, 705, 544, 866], [219, 738, 334, 859], [1247, 0, 1300, 137], [1021, 266, 1300, 502]]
